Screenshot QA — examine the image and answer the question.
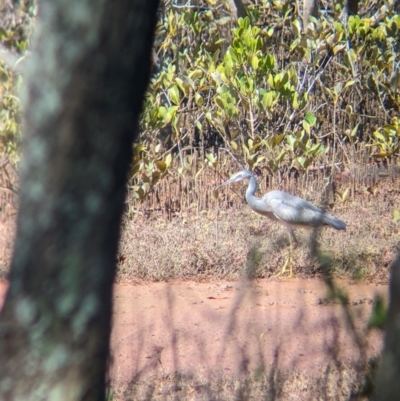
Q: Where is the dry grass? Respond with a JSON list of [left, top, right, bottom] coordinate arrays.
[[0, 156, 398, 284], [116, 158, 400, 283], [110, 358, 378, 400], [117, 191, 398, 283], [0, 191, 396, 283]]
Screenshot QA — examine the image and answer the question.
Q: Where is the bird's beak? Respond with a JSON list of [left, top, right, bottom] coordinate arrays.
[[214, 178, 235, 191]]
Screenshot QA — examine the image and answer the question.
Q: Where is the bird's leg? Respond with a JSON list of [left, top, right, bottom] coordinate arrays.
[[288, 229, 298, 276], [288, 228, 298, 249], [276, 229, 297, 277], [279, 229, 296, 277], [278, 253, 293, 276]]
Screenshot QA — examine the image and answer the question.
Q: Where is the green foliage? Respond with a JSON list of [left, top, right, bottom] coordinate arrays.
[[137, 6, 331, 195], [3, 1, 400, 200], [367, 117, 400, 159], [135, 1, 400, 202], [0, 64, 22, 158], [368, 295, 387, 330], [0, 0, 34, 160]]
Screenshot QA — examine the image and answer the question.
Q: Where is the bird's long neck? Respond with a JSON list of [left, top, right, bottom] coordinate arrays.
[[245, 176, 260, 209]]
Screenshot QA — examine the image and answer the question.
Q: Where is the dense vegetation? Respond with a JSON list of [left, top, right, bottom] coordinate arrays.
[[1, 1, 400, 207], [132, 0, 400, 204], [0, 3, 398, 399]]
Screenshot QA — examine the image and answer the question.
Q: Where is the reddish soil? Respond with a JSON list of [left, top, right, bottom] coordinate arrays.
[[0, 279, 387, 384], [108, 279, 386, 384]]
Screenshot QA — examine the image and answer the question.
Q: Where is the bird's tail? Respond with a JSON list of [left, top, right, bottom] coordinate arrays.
[[324, 214, 346, 230]]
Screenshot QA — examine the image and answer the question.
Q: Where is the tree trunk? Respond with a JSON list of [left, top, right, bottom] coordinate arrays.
[[346, 0, 359, 16], [0, 0, 159, 400], [375, 255, 400, 401], [301, 0, 317, 33], [225, 0, 247, 20], [339, 0, 359, 23]]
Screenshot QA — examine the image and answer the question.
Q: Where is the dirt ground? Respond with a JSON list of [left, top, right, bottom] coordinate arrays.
[[0, 278, 387, 386], [107, 278, 386, 384]]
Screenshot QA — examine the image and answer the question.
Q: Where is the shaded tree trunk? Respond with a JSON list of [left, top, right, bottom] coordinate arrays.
[[346, 0, 359, 16], [225, 0, 247, 20], [375, 255, 400, 401], [339, 0, 359, 23], [0, 0, 159, 399]]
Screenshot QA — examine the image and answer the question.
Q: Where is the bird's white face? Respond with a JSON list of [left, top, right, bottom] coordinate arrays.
[[227, 171, 248, 183], [215, 170, 253, 189]]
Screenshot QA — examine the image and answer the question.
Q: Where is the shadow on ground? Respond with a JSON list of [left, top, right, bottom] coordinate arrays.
[[108, 278, 385, 400]]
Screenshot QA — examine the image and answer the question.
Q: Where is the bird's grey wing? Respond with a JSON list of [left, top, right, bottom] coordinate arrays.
[[268, 197, 324, 227]]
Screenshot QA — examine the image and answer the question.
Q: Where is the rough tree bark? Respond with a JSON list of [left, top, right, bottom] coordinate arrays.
[[0, 0, 159, 400], [375, 255, 400, 401]]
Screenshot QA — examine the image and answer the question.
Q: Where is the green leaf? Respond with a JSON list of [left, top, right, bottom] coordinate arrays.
[[158, 106, 167, 118], [289, 38, 300, 52], [195, 93, 204, 106], [308, 142, 323, 156], [265, 54, 275, 70], [383, 125, 397, 136], [286, 135, 296, 150], [150, 171, 161, 187], [272, 133, 285, 147], [303, 120, 310, 134], [189, 70, 203, 80], [163, 112, 172, 125], [333, 44, 346, 55], [372, 152, 389, 158], [276, 149, 287, 162], [242, 144, 250, 158], [297, 156, 311, 168], [344, 80, 356, 89], [292, 19, 301, 37], [206, 153, 216, 163], [266, 27, 274, 37], [175, 78, 187, 95], [374, 131, 386, 142], [214, 96, 225, 109], [168, 86, 180, 105], [267, 74, 274, 89], [368, 296, 386, 330], [165, 153, 172, 168], [155, 160, 167, 172], [261, 91, 277, 110], [350, 123, 359, 137], [251, 55, 259, 71], [291, 92, 299, 110], [256, 156, 265, 164], [305, 112, 317, 126]]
